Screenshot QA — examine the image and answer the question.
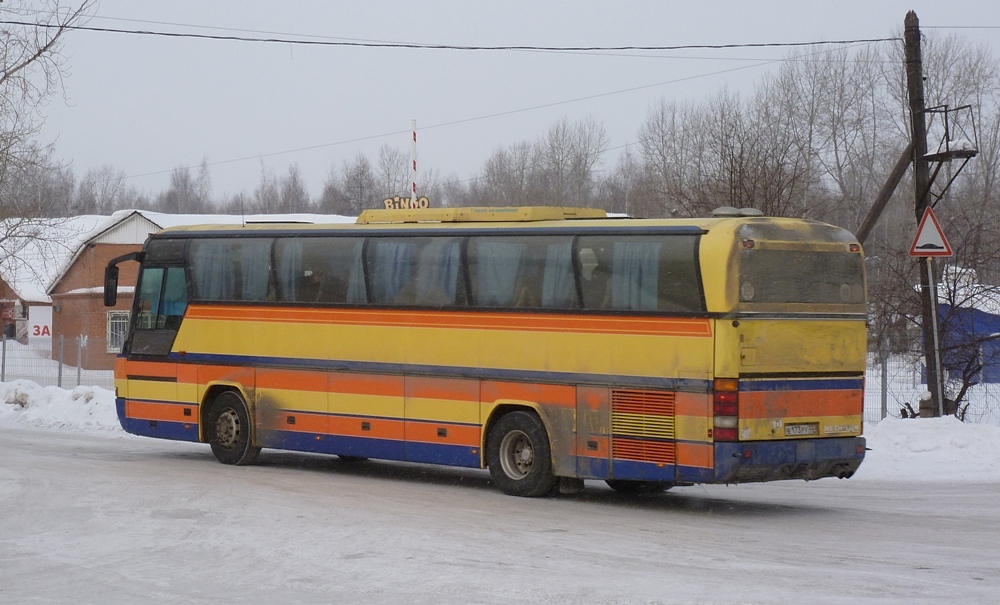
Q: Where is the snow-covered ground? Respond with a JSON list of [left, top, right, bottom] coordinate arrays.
[[2, 378, 999, 483], [3, 380, 999, 605]]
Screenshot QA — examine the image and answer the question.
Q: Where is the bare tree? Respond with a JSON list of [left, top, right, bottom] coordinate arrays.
[[278, 164, 310, 212], [0, 1, 92, 220], [481, 141, 536, 206], [533, 116, 608, 206], [339, 152, 377, 214], [376, 145, 410, 200]]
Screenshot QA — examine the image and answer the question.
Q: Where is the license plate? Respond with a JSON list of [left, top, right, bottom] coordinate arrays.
[[785, 423, 818, 436]]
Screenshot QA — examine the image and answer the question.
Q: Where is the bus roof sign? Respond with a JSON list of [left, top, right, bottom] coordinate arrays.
[[356, 206, 607, 224]]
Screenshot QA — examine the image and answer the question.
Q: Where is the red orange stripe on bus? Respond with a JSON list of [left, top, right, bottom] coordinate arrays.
[[481, 381, 576, 408], [125, 400, 194, 423], [329, 416, 405, 440], [739, 390, 863, 419], [405, 376, 480, 402], [405, 422, 480, 446]]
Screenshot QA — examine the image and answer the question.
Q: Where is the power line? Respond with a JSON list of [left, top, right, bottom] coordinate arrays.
[[123, 39, 887, 183], [924, 25, 1000, 30], [0, 20, 900, 52], [124, 57, 788, 182]]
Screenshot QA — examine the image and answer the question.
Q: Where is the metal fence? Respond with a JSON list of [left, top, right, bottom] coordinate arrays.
[[0, 335, 114, 390], [864, 353, 1000, 425]]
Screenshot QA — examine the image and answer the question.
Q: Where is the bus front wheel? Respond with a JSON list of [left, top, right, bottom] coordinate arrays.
[[487, 411, 558, 497], [208, 391, 261, 466]]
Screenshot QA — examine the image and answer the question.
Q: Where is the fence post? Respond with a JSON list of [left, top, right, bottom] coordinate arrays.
[[58, 334, 64, 388], [1, 334, 5, 383], [880, 354, 889, 419], [76, 335, 89, 387]]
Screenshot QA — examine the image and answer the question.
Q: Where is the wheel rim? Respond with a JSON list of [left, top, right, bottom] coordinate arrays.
[[215, 408, 241, 449], [498, 429, 534, 480]]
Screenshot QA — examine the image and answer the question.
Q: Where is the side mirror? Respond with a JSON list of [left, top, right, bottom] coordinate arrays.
[[104, 265, 119, 307]]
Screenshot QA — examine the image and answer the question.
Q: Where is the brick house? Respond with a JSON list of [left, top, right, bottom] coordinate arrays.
[[47, 211, 160, 370]]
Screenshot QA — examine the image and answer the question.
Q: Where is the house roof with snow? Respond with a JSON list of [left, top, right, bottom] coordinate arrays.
[[0, 210, 355, 304]]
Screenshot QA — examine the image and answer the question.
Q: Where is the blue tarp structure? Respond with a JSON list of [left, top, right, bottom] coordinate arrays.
[[939, 303, 1000, 383]]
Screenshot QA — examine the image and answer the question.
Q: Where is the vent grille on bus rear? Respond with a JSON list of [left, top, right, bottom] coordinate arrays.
[[611, 389, 676, 464]]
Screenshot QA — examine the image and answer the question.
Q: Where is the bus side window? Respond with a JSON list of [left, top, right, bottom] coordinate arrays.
[[158, 267, 188, 329], [656, 235, 702, 312], [135, 267, 164, 329]]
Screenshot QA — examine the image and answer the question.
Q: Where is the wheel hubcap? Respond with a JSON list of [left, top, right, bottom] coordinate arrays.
[[499, 430, 533, 480], [215, 408, 240, 449]]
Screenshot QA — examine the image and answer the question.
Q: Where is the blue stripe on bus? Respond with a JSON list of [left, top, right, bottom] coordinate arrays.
[[118, 397, 198, 441], [739, 378, 864, 392], [169, 352, 712, 392], [611, 460, 675, 482], [404, 442, 481, 468], [264, 431, 481, 468], [676, 465, 715, 483], [576, 456, 611, 479]]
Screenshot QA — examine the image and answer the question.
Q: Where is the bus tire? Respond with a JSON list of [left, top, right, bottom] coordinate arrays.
[[208, 391, 260, 466], [487, 411, 558, 497], [605, 480, 672, 495]]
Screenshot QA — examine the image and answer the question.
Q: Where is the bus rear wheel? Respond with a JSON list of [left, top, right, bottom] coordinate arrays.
[[208, 391, 260, 466], [605, 480, 672, 495], [487, 411, 558, 497]]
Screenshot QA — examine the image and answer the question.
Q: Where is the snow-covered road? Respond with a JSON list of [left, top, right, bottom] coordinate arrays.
[[2, 427, 997, 605]]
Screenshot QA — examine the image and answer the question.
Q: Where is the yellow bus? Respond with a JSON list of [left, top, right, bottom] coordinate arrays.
[[104, 206, 867, 497]]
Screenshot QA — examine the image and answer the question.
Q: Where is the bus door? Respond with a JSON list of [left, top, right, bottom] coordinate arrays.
[[121, 264, 195, 439]]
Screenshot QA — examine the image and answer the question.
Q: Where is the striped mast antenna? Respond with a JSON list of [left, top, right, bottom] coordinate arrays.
[[410, 119, 418, 208]]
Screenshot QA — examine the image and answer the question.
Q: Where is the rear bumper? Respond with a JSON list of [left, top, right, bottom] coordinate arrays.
[[714, 437, 865, 483]]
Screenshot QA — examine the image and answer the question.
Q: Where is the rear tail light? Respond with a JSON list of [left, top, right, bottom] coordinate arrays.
[[713, 378, 739, 441]]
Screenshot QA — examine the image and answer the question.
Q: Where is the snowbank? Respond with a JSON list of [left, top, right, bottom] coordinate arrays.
[[2, 380, 999, 483], [854, 415, 1000, 482], [0, 380, 121, 433]]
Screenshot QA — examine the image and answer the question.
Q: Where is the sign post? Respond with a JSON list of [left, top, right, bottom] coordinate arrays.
[[909, 206, 952, 416]]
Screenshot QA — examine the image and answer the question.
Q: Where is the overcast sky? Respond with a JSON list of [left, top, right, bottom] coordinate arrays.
[[32, 0, 1000, 202]]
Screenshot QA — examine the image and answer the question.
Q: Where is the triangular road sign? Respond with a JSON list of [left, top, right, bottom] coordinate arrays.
[[909, 207, 953, 257]]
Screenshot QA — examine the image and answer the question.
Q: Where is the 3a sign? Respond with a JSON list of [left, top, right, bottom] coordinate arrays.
[[909, 207, 953, 257]]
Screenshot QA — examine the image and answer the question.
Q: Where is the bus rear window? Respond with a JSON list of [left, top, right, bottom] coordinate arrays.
[[739, 250, 864, 304]]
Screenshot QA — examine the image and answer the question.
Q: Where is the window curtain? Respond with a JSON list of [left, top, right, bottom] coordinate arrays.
[[371, 241, 415, 303], [344, 240, 367, 303], [275, 240, 303, 301], [414, 239, 461, 305], [541, 241, 575, 308], [192, 241, 235, 301], [240, 239, 272, 301], [475, 241, 525, 306], [611, 241, 660, 310]]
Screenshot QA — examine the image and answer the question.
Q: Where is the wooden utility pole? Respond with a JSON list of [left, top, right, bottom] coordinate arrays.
[[904, 11, 945, 417]]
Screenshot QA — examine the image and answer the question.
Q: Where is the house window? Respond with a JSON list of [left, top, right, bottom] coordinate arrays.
[[107, 311, 130, 353]]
